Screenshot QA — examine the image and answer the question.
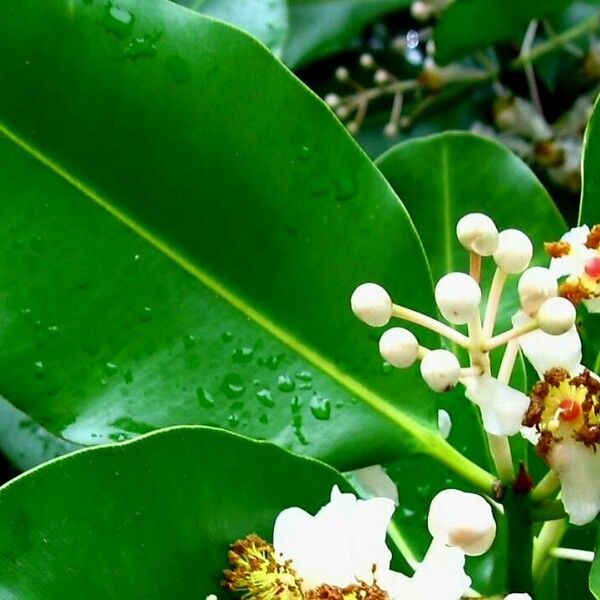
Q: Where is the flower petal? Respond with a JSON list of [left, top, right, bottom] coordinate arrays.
[[512, 310, 582, 378], [464, 375, 529, 435], [398, 539, 470, 600], [584, 297, 600, 313], [548, 225, 591, 278], [347, 465, 399, 505], [562, 225, 590, 245], [273, 486, 395, 588], [548, 440, 600, 525]]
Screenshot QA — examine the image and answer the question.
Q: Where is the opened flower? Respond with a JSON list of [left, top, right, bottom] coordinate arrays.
[[223, 486, 498, 600], [546, 224, 600, 311], [523, 367, 600, 525]]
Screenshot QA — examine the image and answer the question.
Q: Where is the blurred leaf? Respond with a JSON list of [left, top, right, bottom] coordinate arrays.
[[0, 0, 451, 470], [283, 0, 411, 68], [434, 0, 572, 65], [0, 426, 355, 596], [174, 0, 289, 55]]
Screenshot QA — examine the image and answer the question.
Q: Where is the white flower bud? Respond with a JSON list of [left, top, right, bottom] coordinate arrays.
[[374, 69, 389, 85], [505, 595, 532, 600], [420, 349, 460, 392], [383, 122, 398, 138], [335, 66, 349, 82], [493, 229, 533, 274], [359, 53, 375, 69], [428, 489, 496, 556], [518, 267, 558, 315], [410, 0, 433, 21], [456, 213, 499, 256], [537, 297, 576, 335], [434, 272, 481, 325], [379, 328, 419, 368], [324, 93, 340, 109], [351, 283, 393, 327]]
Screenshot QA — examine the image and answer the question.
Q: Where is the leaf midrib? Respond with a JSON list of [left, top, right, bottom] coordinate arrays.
[[0, 120, 437, 450]]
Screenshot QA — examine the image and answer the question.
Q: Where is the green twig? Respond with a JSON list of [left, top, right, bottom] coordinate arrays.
[[504, 490, 534, 594]]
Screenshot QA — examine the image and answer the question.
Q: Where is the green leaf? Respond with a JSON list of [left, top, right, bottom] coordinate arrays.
[[580, 94, 600, 225], [433, 0, 572, 65], [0, 398, 79, 473], [0, 426, 354, 596], [283, 0, 411, 69], [590, 526, 600, 598], [174, 0, 289, 56], [0, 0, 447, 470]]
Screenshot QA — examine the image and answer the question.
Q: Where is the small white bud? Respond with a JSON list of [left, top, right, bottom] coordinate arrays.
[[324, 93, 340, 109], [335, 105, 350, 120], [359, 53, 375, 69], [505, 595, 532, 600], [383, 122, 398, 138], [379, 327, 419, 368], [435, 272, 481, 325], [411, 0, 433, 21], [346, 121, 359, 135], [456, 213, 499, 256], [518, 267, 558, 315], [351, 283, 393, 327], [537, 297, 576, 335], [374, 69, 389, 85], [428, 489, 496, 556], [335, 66, 350, 82], [493, 229, 533, 274], [420, 349, 460, 392], [437, 409, 452, 439]]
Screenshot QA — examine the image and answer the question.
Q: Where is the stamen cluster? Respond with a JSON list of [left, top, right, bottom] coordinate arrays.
[[524, 368, 600, 458]]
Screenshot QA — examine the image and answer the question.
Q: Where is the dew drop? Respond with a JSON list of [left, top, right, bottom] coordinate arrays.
[[221, 331, 234, 343], [310, 395, 331, 421], [382, 361, 393, 375], [296, 370, 312, 382], [34, 361, 45, 378], [228, 413, 240, 428], [196, 386, 215, 408], [259, 354, 284, 371], [102, 2, 134, 39], [104, 362, 118, 376], [183, 334, 196, 349], [277, 374, 295, 393], [221, 374, 245, 399], [125, 32, 161, 59], [140, 306, 153, 322], [232, 346, 254, 363], [256, 388, 274, 408]]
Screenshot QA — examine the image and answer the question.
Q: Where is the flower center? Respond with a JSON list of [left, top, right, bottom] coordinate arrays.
[[559, 398, 581, 422], [585, 256, 600, 279]]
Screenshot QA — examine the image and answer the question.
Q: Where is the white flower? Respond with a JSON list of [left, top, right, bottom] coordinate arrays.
[[463, 374, 530, 436], [512, 310, 582, 379], [273, 486, 475, 599], [546, 224, 600, 313], [348, 465, 399, 505], [522, 367, 600, 525]]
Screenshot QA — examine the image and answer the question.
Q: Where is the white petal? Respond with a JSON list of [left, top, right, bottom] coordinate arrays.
[[273, 486, 395, 588], [520, 426, 539, 445], [584, 297, 600, 313], [397, 539, 470, 600], [548, 440, 600, 525], [512, 310, 582, 378], [347, 465, 399, 505], [505, 595, 532, 600], [464, 375, 529, 435], [562, 225, 590, 245]]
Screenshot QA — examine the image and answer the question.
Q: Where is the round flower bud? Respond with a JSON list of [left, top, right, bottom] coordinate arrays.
[[420, 349, 460, 392], [335, 66, 349, 82], [537, 297, 576, 335], [351, 283, 393, 327], [437, 409, 452, 440], [518, 267, 558, 315], [410, 0, 433, 21], [456, 213, 499, 256], [379, 328, 419, 368], [359, 53, 375, 69], [324, 93, 340, 109], [493, 229, 533, 274], [428, 489, 496, 556], [434, 272, 481, 325]]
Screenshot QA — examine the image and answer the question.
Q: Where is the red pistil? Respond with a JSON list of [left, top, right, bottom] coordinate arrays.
[[585, 256, 600, 279], [559, 399, 581, 422]]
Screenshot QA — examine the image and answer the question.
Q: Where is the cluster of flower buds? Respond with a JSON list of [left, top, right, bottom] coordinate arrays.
[[351, 213, 574, 399]]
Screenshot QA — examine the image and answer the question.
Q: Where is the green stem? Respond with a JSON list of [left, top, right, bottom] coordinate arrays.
[[531, 499, 567, 522], [511, 13, 600, 70], [504, 490, 534, 594], [532, 519, 568, 584], [531, 470, 561, 502]]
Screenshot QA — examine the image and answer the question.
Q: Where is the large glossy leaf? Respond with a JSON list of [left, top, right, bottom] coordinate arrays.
[[175, 0, 289, 55], [283, 0, 411, 69], [433, 0, 571, 65], [0, 0, 447, 470], [0, 426, 356, 596]]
